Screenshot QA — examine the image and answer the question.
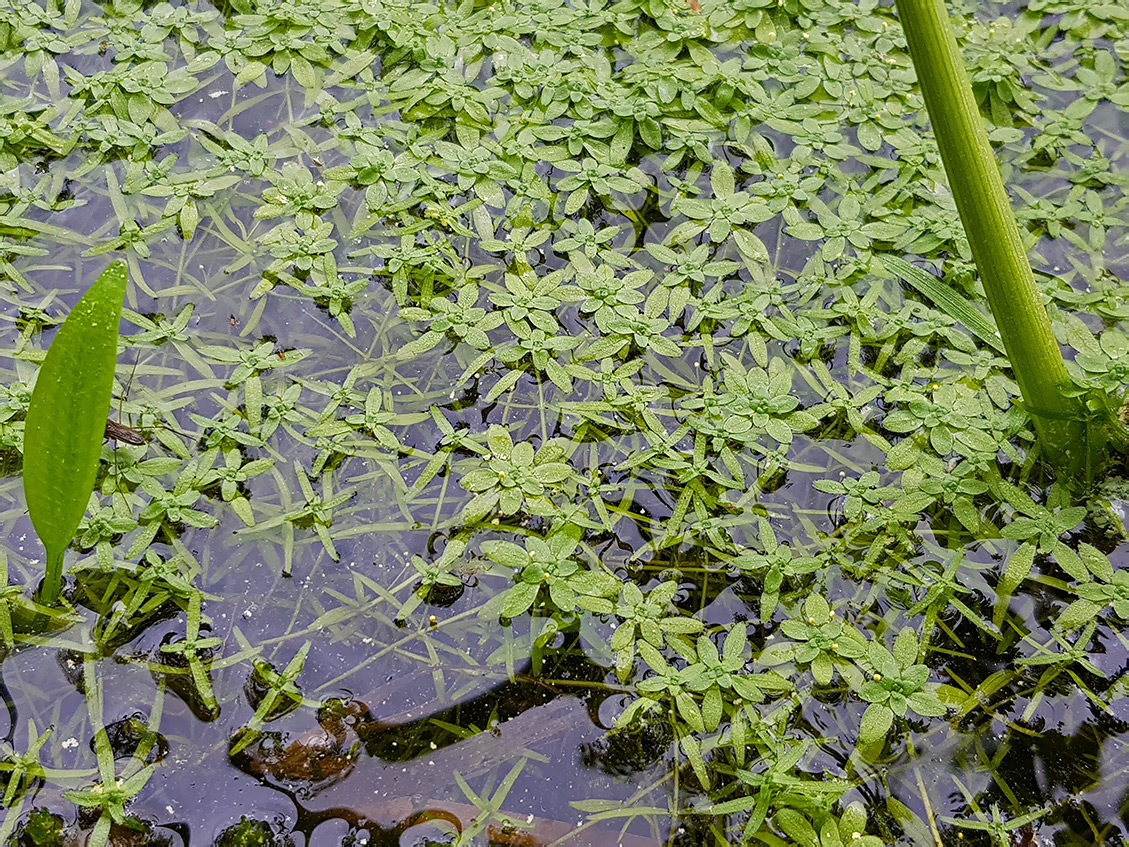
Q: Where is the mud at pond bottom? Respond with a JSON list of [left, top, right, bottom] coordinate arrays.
[[267, 696, 664, 846]]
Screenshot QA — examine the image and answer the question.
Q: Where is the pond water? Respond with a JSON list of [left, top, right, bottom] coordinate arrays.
[[0, 0, 1128, 844]]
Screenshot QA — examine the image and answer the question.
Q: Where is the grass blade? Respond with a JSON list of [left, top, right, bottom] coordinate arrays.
[[884, 256, 1004, 353]]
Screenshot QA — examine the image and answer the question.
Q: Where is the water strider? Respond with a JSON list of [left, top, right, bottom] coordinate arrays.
[[104, 417, 146, 445], [103, 355, 194, 454]]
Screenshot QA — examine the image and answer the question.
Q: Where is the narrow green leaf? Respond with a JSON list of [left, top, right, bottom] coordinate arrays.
[[680, 734, 710, 789], [24, 261, 127, 604], [884, 256, 1003, 353]]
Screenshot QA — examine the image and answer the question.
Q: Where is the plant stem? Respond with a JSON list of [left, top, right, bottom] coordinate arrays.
[[41, 549, 64, 606], [894, 0, 1085, 472]]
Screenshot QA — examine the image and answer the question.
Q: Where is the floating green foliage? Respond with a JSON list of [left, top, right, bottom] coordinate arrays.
[[0, 0, 1127, 843]]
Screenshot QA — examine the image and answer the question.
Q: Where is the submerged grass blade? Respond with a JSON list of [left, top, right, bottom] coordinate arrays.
[[884, 256, 1005, 354], [23, 261, 128, 604]]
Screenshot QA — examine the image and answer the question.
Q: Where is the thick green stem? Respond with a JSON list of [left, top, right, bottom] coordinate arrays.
[[894, 0, 1085, 471]]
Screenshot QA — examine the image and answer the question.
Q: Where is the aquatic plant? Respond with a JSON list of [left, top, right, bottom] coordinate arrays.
[[893, 0, 1127, 476], [22, 261, 127, 604], [0, 0, 1126, 842]]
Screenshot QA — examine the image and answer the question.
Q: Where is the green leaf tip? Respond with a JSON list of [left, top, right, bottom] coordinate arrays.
[[23, 260, 128, 604]]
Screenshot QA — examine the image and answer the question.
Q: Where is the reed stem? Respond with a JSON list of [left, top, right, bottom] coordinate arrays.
[[894, 0, 1086, 472]]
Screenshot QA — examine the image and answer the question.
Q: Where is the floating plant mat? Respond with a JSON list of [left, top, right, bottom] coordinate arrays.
[[0, 0, 1128, 843]]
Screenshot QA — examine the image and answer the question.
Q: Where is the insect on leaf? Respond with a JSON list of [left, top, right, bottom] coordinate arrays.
[[23, 260, 128, 604]]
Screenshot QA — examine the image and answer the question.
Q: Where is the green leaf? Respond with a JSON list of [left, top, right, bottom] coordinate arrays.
[[892, 628, 919, 667], [857, 702, 894, 750], [812, 651, 834, 685], [994, 542, 1036, 628], [24, 261, 127, 604], [900, 664, 930, 691], [500, 582, 539, 617], [804, 594, 830, 621], [1051, 506, 1088, 535], [907, 691, 948, 717], [680, 734, 709, 789], [839, 802, 875, 846], [757, 641, 796, 666], [732, 229, 768, 262], [787, 222, 825, 240], [1052, 542, 1088, 582], [1079, 543, 1115, 582], [884, 251, 1004, 354], [775, 809, 818, 847], [886, 436, 922, 470], [1057, 598, 1103, 630], [701, 686, 723, 732], [481, 540, 530, 569], [485, 369, 523, 404], [723, 622, 747, 666]]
